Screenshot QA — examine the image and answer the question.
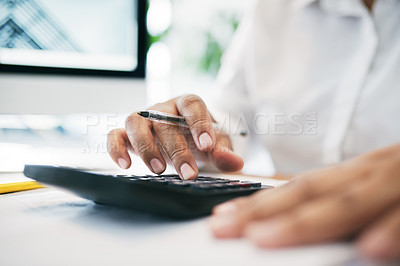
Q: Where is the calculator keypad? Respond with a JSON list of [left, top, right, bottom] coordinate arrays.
[[116, 174, 263, 191]]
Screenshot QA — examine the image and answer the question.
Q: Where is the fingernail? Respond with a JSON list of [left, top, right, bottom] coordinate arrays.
[[180, 163, 195, 180], [199, 132, 213, 150], [209, 216, 241, 238], [118, 158, 129, 169], [214, 202, 237, 215], [150, 158, 164, 173]]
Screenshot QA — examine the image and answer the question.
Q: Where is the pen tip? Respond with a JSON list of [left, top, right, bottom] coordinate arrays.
[[137, 111, 149, 118]]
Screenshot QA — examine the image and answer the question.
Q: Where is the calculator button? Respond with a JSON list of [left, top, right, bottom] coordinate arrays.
[[161, 174, 180, 179], [116, 175, 141, 180], [225, 183, 241, 189], [224, 181, 247, 187], [214, 180, 231, 184], [233, 182, 251, 188], [181, 180, 198, 184], [196, 177, 215, 181], [196, 180, 219, 185], [168, 182, 191, 188], [191, 185, 215, 191], [122, 174, 264, 191], [209, 184, 230, 189], [164, 178, 180, 182], [150, 179, 169, 184], [241, 181, 262, 188]]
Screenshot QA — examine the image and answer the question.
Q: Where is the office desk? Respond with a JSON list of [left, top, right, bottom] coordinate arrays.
[[0, 173, 384, 266]]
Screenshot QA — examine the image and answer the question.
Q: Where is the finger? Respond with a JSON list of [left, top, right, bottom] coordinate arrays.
[[107, 128, 132, 169], [153, 121, 198, 180], [358, 203, 400, 260], [176, 95, 216, 151], [209, 133, 244, 172], [243, 175, 400, 248], [209, 196, 251, 238], [125, 113, 166, 174], [210, 163, 369, 238]]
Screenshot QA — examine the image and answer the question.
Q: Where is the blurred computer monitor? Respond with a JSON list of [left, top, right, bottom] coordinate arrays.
[[0, 0, 147, 114]]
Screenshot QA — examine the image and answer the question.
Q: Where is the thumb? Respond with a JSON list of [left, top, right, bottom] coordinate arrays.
[[209, 134, 244, 172]]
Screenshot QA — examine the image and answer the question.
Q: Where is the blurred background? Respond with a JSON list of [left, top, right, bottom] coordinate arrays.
[[147, 0, 249, 103], [0, 0, 257, 173]]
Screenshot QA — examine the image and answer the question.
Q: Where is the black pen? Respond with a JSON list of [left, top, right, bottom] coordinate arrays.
[[137, 110, 189, 128], [137, 110, 248, 136]]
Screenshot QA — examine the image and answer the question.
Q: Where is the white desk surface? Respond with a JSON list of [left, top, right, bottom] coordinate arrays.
[[1, 172, 392, 266], [0, 127, 395, 265]]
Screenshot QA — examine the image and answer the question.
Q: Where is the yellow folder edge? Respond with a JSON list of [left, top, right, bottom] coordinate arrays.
[[0, 181, 45, 194]]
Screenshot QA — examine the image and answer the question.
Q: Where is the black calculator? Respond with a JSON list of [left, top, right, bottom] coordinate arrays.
[[24, 165, 271, 219]]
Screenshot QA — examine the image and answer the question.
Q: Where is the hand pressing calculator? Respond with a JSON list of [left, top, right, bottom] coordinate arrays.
[[24, 165, 271, 219]]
